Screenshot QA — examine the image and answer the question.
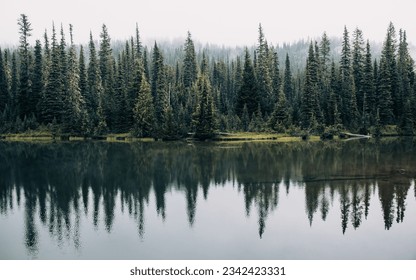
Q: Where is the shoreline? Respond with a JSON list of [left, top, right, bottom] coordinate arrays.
[[0, 131, 405, 143]]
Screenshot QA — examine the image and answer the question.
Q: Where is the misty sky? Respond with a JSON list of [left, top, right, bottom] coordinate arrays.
[[1, 0, 416, 47]]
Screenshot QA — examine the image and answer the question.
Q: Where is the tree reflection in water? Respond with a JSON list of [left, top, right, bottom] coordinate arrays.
[[0, 138, 415, 255]]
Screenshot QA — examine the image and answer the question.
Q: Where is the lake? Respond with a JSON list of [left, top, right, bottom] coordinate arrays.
[[0, 139, 415, 259]]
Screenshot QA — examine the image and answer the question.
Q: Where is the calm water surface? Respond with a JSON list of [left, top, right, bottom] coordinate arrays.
[[0, 139, 416, 259]]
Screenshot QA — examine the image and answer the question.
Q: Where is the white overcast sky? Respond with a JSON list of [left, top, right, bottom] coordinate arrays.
[[1, 0, 416, 47]]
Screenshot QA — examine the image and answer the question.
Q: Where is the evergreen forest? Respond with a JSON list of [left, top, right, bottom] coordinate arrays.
[[1, 15, 415, 139]]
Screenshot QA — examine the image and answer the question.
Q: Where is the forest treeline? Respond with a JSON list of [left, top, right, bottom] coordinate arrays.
[[0, 15, 415, 139]]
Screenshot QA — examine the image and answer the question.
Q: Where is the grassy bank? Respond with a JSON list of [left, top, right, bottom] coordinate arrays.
[[213, 132, 321, 142], [2, 125, 409, 143], [0, 131, 330, 143]]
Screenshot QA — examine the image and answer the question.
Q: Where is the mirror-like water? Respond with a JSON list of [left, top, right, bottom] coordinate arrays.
[[0, 139, 415, 259]]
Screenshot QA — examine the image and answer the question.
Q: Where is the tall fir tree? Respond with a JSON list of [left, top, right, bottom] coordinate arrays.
[[256, 24, 273, 116], [340, 26, 359, 129], [31, 40, 43, 120], [87, 32, 107, 133], [133, 73, 155, 137], [235, 49, 258, 118], [99, 24, 116, 130], [183, 32, 198, 89], [362, 41, 375, 127], [0, 48, 10, 114], [271, 49, 281, 106], [269, 88, 289, 132], [39, 24, 63, 124], [397, 30, 414, 129], [319, 32, 331, 124], [152, 42, 169, 137], [283, 53, 293, 104], [376, 23, 398, 125], [62, 24, 87, 133], [17, 14, 33, 119], [301, 42, 319, 129], [10, 52, 19, 118], [194, 73, 215, 139], [42, 30, 51, 87], [352, 28, 365, 112]]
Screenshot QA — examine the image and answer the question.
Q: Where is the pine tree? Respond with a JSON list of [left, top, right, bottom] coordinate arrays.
[[340, 26, 351, 125], [340, 26, 359, 129], [183, 32, 198, 89], [133, 73, 155, 137], [42, 30, 51, 86], [377, 48, 394, 125], [362, 41, 375, 126], [319, 32, 331, 78], [241, 104, 250, 132], [0, 48, 9, 113], [58, 25, 69, 125], [17, 14, 33, 119], [269, 89, 289, 132], [236, 49, 258, 118], [283, 53, 293, 104], [194, 74, 215, 139], [135, 23, 142, 58], [319, 32, 331, 124], [301, 42, 322, 130], [352, 28, 365, 112], [398, 99, 414, 135], [62, 25, 87, 133], [31, 40, 43, 121], [256, 24, 273, 116], [142, 47, 150, 83], [99, 24, 116, 129], [39, 24, 63, 125], [397, 30, 414, 126], [249, 104, 264, 132], [10, 52, 19, 118], [87, 32, 107, 133], [152, 42, 169, 137], [271, 49, 280, 105], [113, 54, 129, 132], [78, 45, 87, 102]]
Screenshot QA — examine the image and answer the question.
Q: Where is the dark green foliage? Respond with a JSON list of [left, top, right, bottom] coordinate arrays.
[[17, 14, 33, 119], [31, 40, 43, 120], [236, 49, 258, 118], [133, 74, 155, 137], [0, 48, 10, 113], [398, 100, 414, 135], [2, 19, 415, 137], [183, 32, 198, 89], [352, 28, 365, 113], [62, 25, 87, 134], [362, 41, 375, 126], [271, 50, 281, 105], [283, 53, 293, 104], [301, 43, 319, 130], [269, 89, 289, 132], [256, 24, 273, 116], [10, 52, 19, 116], [99, 24, 116, 130], [39, 25, 63, 124], [152, 43, 169, 138], [249, 105, 264, 132], [87, 32, 107, 134], [377, 56, 394, 125], [241, 105, 250, 132], [194, 74, 215, 139]]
